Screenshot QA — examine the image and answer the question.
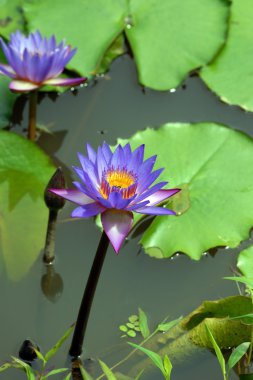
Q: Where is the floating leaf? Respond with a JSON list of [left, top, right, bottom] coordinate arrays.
[[224, 277, 253, 290], [0, 131, 54, 280], [24, 0, 128, 77], [237, 246, 253, 278], [23, 1, 229, 90], [0, 0, 25, 39], [126, 0, 229, 90], [118, 123, 253, 259], [127, 330, 137, 338], [228, 342, 250, 374], [201, 0, 253, 111], [0, 77, 18, 129]]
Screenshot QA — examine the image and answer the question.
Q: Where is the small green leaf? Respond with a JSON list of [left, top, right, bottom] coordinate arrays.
[[80, 364, 94, 380], [229, 314, 253, 325], [224, 277, 253, 289], [34, 348, 46, 364], [99, 360, 117, 380], [134, 369, 144, 380], [127, 330, 137, 338], [119, 325, 128, 332], [128, 343, 164, 375], [228, 342, 251, 374], [0, 362, 12, 372], [138, 308, 150, 339], [45, 325, 74, 362], [163, 355, 172, 379], [63, 373, 72, 380], [158, 316, 183, 332], [129, 315, 138, 323], [43, 368, 69, 378], [11, 357, 36, 380], [205, 325, 227, 380], [126, 323, 135, 329]]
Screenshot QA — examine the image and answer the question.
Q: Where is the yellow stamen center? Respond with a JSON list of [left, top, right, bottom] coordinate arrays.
[[106, 170, 135, 189]]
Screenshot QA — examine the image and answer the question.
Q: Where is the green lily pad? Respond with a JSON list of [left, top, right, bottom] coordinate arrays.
[[237, 246, 253, 278], [0, 0, 24, 39], [126, 0, 229, 90], [23, 0, 128, 77], [0, 131, 54, 280], [23, 0, 229, 90], [118, 122, 253, 260], [0, 76, 17, 129], [201, 0, 253, 111]]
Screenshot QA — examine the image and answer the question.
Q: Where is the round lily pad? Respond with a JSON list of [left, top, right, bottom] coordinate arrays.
[[23, 0, 229, 90], [118, 123, 253, 260], [23, 0, 128, 77], [201, 0, 253, 111], [126, 0, 229, 90], [0, 131, 54, 280]]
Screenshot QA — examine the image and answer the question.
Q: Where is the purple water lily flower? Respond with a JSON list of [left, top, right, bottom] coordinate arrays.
[[50, 143, 180, 253], [0, 30, 86, 92]]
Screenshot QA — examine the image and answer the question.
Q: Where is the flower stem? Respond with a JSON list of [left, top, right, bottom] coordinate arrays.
[[43, 209, 58, 264], [28, 90, 38, 141], [69, 231, 110, 358]]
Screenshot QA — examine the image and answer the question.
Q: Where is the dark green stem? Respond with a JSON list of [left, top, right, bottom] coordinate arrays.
[[28, 90, 38, 141], [43, 209, 58, 264], [69, 231, 110, 358]]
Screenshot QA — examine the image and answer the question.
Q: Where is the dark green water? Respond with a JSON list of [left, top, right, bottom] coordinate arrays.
[[1, 55, 253, 379]]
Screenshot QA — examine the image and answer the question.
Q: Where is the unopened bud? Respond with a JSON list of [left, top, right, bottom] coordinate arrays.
[[44, 167, 66, 210]]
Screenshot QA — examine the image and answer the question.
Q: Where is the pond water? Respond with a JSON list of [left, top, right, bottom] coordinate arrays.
[[2, 55, 253, 379]]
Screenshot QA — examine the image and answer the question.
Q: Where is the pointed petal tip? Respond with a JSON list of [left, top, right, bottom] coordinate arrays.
[[101, 210, 133, 254]]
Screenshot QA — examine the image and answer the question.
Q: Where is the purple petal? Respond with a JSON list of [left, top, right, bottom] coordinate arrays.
[[101, 210, 133, 253], [9, 80, 39, 92], [43, 77, 87, 87], [135, 206, 176, 216], [128, 144, 145, 171], [146, 189, 181, 206], [137, 168, 164, 193], [101, 142, 113, 164], [49, 188, 93, 205], [0, 63, 16, 78], [72, 202, 105, 218], [135, 181, 168, 203], [111, 144, 125, 168], [86, 143, 97, 164], [107, 191, 132, 209], [77, 152, 98, 185]]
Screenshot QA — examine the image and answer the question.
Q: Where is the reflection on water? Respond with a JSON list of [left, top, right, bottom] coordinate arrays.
[[1, 56, 253, 379], [41, 264, 63, 303]]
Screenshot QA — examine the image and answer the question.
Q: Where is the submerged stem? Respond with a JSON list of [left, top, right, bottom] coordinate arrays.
[[69, 231, 110, 358], [43, 209, 58, 264], [28, 90, 38, 141]]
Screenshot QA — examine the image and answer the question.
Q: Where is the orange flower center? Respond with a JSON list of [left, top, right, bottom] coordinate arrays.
[[100, 169, 137, 199], [106, 169, 135, 189]]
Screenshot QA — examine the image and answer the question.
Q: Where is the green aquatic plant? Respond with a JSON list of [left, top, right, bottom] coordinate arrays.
[[0, 325, 74, 380], [205, 324, 250, 380], [119, 308, 150, 339]]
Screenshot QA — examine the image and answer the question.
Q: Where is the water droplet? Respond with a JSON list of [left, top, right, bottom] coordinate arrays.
[[202, 252, 208, 256], [175, 253, 180, 257], [80, 83, 84, 88], [170, 257, 174, 260], [126, 24, 132, 29], [170, 88, 176, 93], [70, 87, 75, 91], [225, 246, 230, 250]]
